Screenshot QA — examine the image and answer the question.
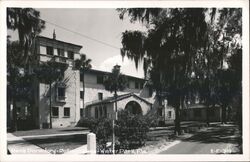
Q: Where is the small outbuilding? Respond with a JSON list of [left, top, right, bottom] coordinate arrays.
[[85, 93, 152, 119]]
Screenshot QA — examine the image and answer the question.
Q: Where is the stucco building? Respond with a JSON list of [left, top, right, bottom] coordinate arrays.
[[7, 34, 176, 129]]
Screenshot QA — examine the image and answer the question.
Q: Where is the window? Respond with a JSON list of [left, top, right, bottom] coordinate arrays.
[[64, 107, 70, 117], [97, 75, 104, 84], [46, 46, 53, 55], [135, 82, 139, 89], [80, 108, 83, 117], [68, 51, 74, 59], [57, 48, 64, 57], [168, 111, 172, 118], [52, 107, 59, 117], [98, 92, 103, 100], [58, 87, 66, 97], [80, 91, 84, 99]]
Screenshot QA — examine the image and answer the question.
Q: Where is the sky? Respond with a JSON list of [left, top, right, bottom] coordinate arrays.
[[10, 8, 146, 78]]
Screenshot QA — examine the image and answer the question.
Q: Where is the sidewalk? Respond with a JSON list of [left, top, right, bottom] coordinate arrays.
[[8, 133, 50, 154], [159, 123, 241, 154], [8, 128, 90, 154]]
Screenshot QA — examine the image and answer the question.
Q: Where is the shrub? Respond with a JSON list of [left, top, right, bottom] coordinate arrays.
[[76, 117, 97, 131], [115, 110, 150, 151], [77, 117, 113, 153], [93, 118, 113, 145], [77, 110, 151, 153]]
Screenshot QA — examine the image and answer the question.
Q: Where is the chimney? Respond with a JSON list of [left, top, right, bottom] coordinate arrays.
[[53, 29, 56, 39]]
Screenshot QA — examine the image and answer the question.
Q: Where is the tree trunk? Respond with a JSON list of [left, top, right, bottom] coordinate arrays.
[[49, 83, 52, 129], [114, 90, 118, 120], [174, 94, 181, 136], [221, 104, 227, 124], [206, 105, 210, 126], [112, 89, 118, 154]]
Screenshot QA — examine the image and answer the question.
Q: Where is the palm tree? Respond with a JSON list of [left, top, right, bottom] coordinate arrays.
[[74, 54, 92, 117], [34, 59, 68, 128], [103, 65, 127, 153]]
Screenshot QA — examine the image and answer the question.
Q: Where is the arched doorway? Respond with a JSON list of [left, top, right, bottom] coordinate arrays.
[[125, 101, 142, 115]]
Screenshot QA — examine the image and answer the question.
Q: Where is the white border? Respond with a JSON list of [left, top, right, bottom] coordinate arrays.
[[0, 0, 249, 161]]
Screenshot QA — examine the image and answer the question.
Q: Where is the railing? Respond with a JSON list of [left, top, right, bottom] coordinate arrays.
[[39, 54, 69, 64]]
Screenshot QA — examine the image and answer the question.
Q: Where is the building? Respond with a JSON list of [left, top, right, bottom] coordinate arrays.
[[82, 68, 155, 119], [181, 104, 222, 122], [33, 35, 82, 128], [7, 34, 177, 130]]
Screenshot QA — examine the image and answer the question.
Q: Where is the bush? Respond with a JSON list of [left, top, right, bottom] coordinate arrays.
[[115, 110, 150, 151], [77, 110, 151, 153], [93, 118, 113, 147], [76, 117, 97, 131]]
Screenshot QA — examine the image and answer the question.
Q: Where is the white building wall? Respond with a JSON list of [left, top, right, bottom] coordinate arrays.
[[83, 72, 155, 104], [38, 62, 81, 128]]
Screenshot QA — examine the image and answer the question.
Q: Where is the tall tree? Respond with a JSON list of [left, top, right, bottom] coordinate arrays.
[[7, 8, 45, 65], [118, 8, 208, 135], [118, 8, 242, 133], [34, 59, 67, 128], [74, 54, 92, 117], [103, 65, 127, 153], [7, 8, 45, 131], [202, 8, 242, 124], [7, 39, 24, 131]]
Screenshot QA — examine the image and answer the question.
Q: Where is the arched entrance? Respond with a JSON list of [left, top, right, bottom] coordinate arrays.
[[125, 101, 142, 115]]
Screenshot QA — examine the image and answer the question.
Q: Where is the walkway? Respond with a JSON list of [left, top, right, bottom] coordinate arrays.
[[8, 133, 50, 154], [159, 124, 241, 154], [8, 127, 90, 154]]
